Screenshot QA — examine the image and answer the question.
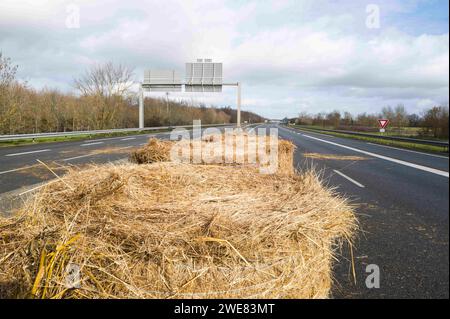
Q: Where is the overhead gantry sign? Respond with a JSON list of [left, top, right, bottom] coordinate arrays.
[[139, 59, 242, 128]]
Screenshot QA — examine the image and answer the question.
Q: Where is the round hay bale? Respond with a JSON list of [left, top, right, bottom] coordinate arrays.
[[0, 162, 356, 299]]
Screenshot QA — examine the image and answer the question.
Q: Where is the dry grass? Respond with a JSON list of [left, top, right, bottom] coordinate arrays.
[[303, 153, 368, 161], [129, 138, 172, 164], [130, 133, 295, 175], [0, 134, 357, 299]]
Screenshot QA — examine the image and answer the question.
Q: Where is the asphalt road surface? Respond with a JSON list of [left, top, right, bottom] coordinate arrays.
[[0, 124, 448, 298], [272, 124, 449, 299]]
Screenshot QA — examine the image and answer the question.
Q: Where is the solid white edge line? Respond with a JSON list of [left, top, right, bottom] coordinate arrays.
[[303, 134, 449, 178], [367, 143, 449, 159], [5, 149, 51, 157], [333, 170, 365, 188]]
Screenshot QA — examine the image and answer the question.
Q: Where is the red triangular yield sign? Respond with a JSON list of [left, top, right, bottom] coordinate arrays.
[[378, 119, 389, 129]]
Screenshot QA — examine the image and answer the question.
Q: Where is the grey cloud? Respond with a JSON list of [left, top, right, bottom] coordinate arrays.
[[0, 0, 448, 117]]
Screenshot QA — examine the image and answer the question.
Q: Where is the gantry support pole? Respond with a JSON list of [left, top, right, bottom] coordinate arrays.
[[139, 83, 144, 129]]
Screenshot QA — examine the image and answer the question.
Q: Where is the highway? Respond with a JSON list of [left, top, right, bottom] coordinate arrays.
[[0, 132, 166, 195], [0, 124, 448, 298], [273, 124, 449, 299]]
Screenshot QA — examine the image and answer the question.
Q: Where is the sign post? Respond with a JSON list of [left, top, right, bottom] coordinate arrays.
[[139, 84, 144, 129], [378, 119, 389, 133], [237, 82, 241, 127]]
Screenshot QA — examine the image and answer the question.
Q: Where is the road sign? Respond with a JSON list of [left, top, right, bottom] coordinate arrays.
[[378, 119, 389, 129], [143, 70, 182, 92], [185, 60, 222, 92], [378, 119, 389, 133], [138, 60, 241, 129]]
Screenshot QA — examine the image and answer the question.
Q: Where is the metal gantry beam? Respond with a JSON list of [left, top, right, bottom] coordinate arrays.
[[139, 60, 242, 129]]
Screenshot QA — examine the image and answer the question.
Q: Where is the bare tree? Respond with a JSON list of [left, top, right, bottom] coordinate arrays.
[[73, 62, 135, 129], [326, 110, 341, 128], [393, 104, 409, 129], [342, 111, 353, 126], [74, 62, 134, 98], [297, 111, 312, 125], [422, 106, 449, 139], [0, 52, 18, 89], [381, 106, 394, 121]]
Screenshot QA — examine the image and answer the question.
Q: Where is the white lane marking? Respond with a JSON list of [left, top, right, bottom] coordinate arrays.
[[286, 127, 335, 138], [333, 170, 365, 188], [367, 143, 449, 159], [87, 134, 156, 142], [303, 134, 449, 178], [120, 137, 136, 141], [62, 153, 95, 161], [80, 142, 103, 146], [88, 137, 119, 142], [0, 165, 34, 175], [139, 143, 146, 146], [5, 149, 51, 157], [63, 146, 134, 161]]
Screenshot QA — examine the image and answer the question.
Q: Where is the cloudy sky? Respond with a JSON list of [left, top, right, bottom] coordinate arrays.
[[0, 0, 448, 118]]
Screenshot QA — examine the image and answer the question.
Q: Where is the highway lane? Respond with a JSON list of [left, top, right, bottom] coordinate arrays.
[[0, 125, 239, 194], [0, 133, 160, 170], [0, 124, 448, 298], [0, 132, 165, 194], [280, 126, 449, 172], [274, 124, 449, 298]]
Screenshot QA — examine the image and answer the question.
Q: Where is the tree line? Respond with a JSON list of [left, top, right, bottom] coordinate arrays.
[[294, 104, 449, 139], [0, 53, 264, 135]]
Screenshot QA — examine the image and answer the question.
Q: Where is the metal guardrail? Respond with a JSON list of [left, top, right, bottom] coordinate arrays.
[[0, 123, 234, 142], [293, 126, 449, 149]]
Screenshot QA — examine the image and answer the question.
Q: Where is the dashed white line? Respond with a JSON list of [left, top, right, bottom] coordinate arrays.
[[0, 165, 35, 175], [88, 137, 118, 142], [87, 134, 156, 143], [333, 170, 365, 188], [120, 137, 136, 141], [80, 142, 103, 146], [303, 134, 449, 178], [62, 153, 96, 161], [367, 143, 449, 159], [5, 149, 51, 157]]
